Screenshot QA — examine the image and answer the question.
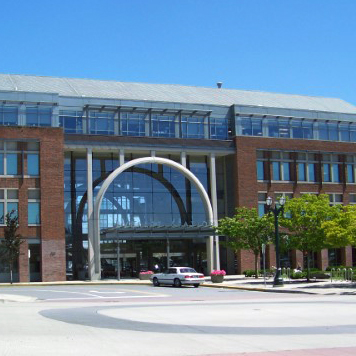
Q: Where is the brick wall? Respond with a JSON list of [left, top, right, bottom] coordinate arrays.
[[0, 127, 65, 282], [233, 136, 356, 272]]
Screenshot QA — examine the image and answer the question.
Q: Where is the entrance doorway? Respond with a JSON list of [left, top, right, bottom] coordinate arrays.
[[100, 238, 207, 279]]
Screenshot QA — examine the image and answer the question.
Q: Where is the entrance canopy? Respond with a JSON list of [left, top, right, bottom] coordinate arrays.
[[101, 225, 215, 240]]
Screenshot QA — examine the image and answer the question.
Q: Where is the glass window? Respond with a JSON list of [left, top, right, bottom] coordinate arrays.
[[241, 117, 252, 135], [121, 112, 146, 136], [279, 120, 290, 138], [268, 119, 279, 137], [282, 162, 290, 181], [258, 192, 267, 217], [298, 162, 306, 181], [251, 118, 263, 136], [7, 153, 18, 175], [89, 111, 114, 135], [257, 161, 264, 180], [350, 124, 356, 142], [318, 122, 328, 140], [7, 202, 18, 218], [328, 122, 338, 141], [323, 163, 331, 182], [59, 111, 83, 134], [27, 154, 39, 176], [332, 164, 340, 182], [210, 118, 229, 140], [28, 190, 40, 199], [26, 107, 52, 127], [0, 106, 18, 126], [292, 120, 303, 139], [8, 190, 18, 199], [27, 142, 40, 151], [0, 202, 3, 224], [152, 114, 175, 138], [349, 194, 356, 204], [339, 123, 350, 142], [308, 163, 315, 182], [28, 202, 40, 224], [38, 108, 52, 126], [302, 121, 313, 139], [347, 164, 355, 183], [181, 116, 204, 139], [0, 153, 3, 175], [272, 162, 280, 180], [329, 194, 343, 206]]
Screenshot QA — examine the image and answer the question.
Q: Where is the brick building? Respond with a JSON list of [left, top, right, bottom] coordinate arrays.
[[0, 74, 355, 282]]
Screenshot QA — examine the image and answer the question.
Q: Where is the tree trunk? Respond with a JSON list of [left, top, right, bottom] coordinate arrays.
[[254, 253, 259, 279], [306, 251, 310, 282]]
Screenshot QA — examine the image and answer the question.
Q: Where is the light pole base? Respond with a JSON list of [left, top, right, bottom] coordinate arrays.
[[273, 269, 284, 287]]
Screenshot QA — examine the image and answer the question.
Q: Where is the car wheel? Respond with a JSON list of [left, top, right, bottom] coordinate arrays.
[[153, 277, 160, 287], [173, 278, 182, 287], [193, 284, 199, 288]]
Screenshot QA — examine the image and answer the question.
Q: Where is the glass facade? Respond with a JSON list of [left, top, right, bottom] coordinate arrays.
[[237, 116, 356, 143], [64, 151, 225, 279]]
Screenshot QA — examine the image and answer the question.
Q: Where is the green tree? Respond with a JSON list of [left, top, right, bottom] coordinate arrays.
[[280, 194, 340, 281], [322, 204, 356, 248], [0, 211, 23, 284], [216, 207, 273, 278]]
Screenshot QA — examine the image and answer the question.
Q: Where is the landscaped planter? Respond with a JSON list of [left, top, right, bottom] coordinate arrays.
[[139, 272, 153, 280], [210, 270, 226, 283], [211, 275, 224, 283]]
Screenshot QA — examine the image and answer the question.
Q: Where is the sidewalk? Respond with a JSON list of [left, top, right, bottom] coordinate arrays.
[[203, 275, 356, 295], [0, 275, 355, 295]]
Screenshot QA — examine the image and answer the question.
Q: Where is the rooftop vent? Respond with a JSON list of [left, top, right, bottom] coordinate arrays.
[[217, 82, 223, 88]]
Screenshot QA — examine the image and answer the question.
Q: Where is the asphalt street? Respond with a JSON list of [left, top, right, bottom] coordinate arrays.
[[0, 285, 355, 356]]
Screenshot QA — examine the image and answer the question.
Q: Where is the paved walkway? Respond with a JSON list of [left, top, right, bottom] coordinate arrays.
[[204, 275, 356, 295], [0, 275, 355, 295]]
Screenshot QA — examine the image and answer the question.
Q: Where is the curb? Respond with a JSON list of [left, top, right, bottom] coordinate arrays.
[[201, 283, 318, 294]]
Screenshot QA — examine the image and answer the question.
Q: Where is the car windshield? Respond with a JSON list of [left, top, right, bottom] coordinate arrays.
[[179, 268, 197, 273]]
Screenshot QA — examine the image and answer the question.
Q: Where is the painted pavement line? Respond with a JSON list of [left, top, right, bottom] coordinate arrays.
[[44, 294, 170, 301]]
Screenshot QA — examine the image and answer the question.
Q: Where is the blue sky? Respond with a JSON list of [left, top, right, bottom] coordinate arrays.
[[0, 0, 355, 104]]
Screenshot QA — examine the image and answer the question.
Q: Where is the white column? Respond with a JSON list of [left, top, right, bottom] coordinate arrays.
[[87, 148, 98, 280], [180, 151, 187, 167], [52, 106, 59, 127], [119, 149, 125, 166], [210, 153, 220, 270], [18, 104, 26, 126]]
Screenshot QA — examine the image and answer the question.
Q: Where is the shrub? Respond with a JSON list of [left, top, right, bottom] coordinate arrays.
[[310, 272, 330, 279], [243, 269, 260, 277], [290, 271, 307, 279]]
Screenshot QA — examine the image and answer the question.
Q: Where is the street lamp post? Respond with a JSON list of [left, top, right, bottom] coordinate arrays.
[[266, 196, 286, 287]]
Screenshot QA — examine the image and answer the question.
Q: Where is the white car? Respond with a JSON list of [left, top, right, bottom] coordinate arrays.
[[151, 267, 205, 288]]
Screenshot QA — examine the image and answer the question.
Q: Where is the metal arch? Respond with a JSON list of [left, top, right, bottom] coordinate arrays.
[[90, 157, 214, 280]]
